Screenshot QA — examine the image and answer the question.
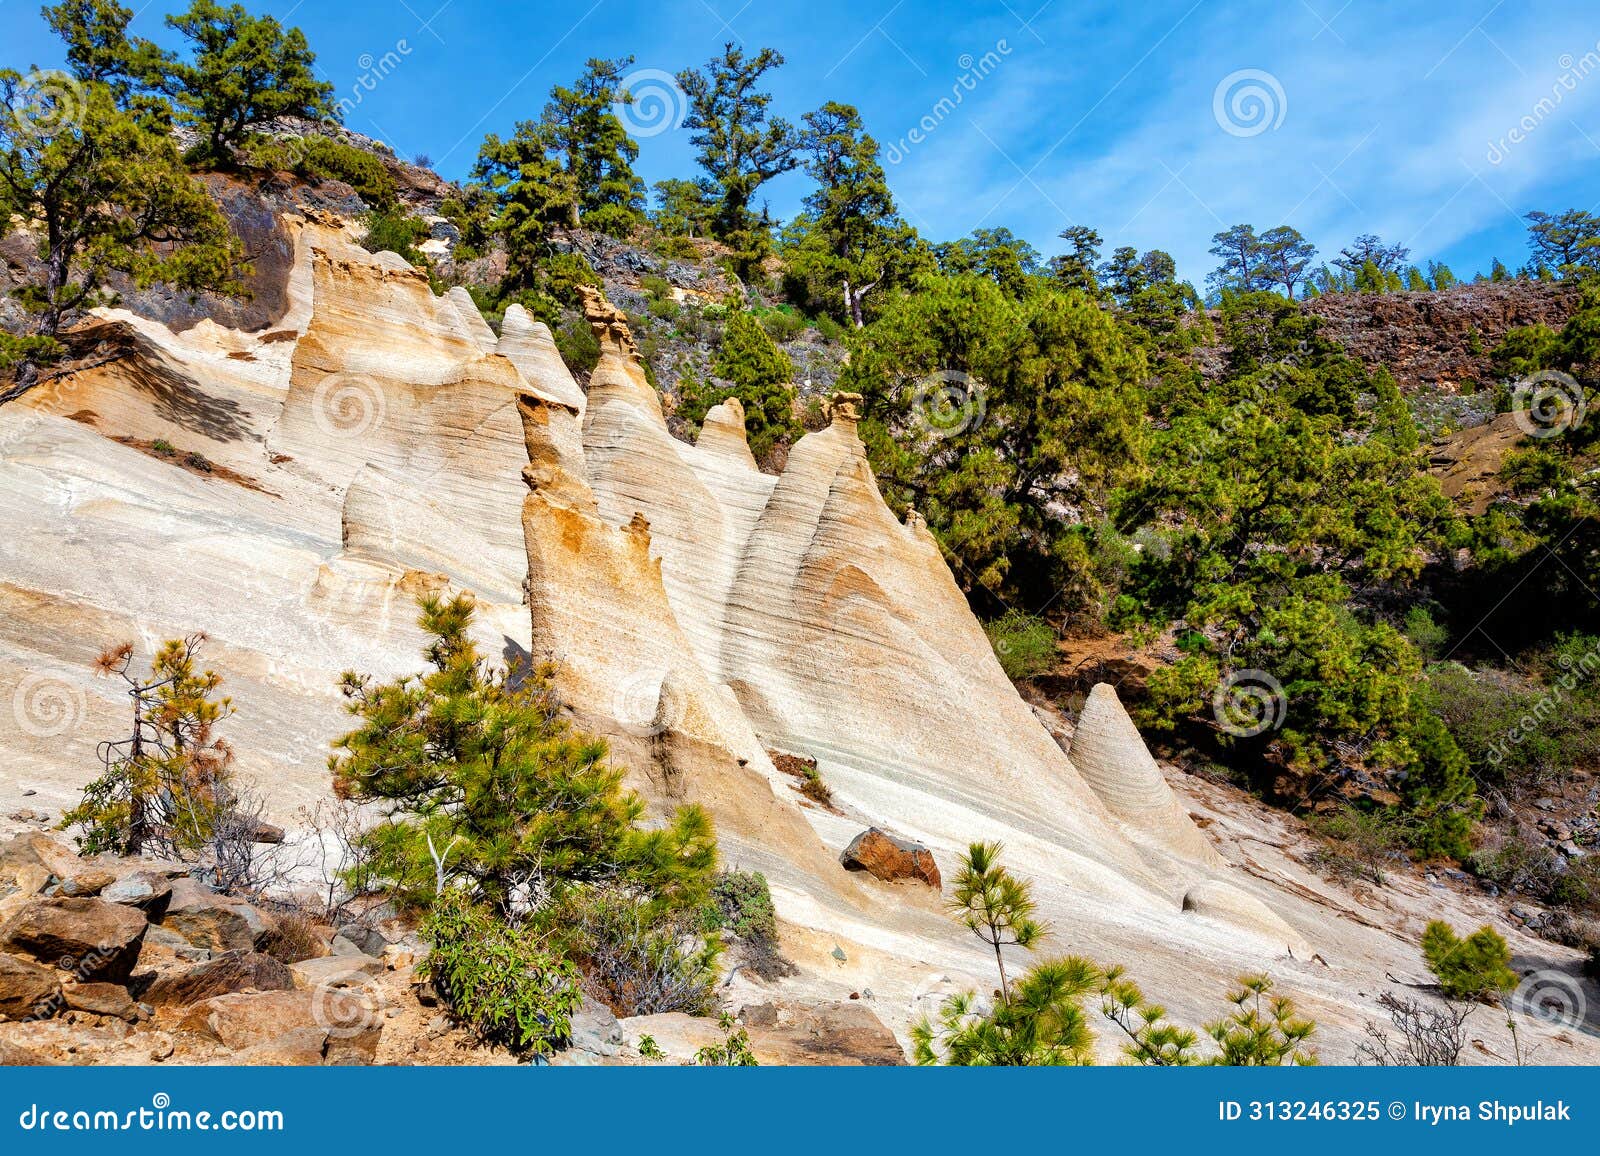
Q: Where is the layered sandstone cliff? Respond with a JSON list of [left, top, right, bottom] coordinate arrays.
[[3, 218, 1593, 1060]]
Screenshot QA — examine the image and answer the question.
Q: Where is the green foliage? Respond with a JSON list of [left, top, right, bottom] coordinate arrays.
[[0, 333, 64, 372], [359, 210, 428, 265], [42, 0, 169, 109], [161, 0, 335, 159], [553, 886, 718, 1016], [330, 593, 718, 919], [637, 1033, 664, 1059], [913, 957, 1101, 1066], [1306, 804, 1410, 885], [1524, 209, 1600, 277], [540, 57, 645, 233], [983, 611, 1058, 680], [471, 120, 577, 286], [541, 251, 601, 307], [554, 310, 600, 376], [709, 870, 777, 942], [949, 841, 1044, 1003], [693, 1012, 759, 1066], [1205, 974, 1318, 1065], [1422, 920, 1518, 1002], [1099, 967, 1202, 1065], [243, 134, 397, 210], [420, 891, 583, 1056], [847, 273, 1147, 608], [676, 43, 800, 268], [780, 101, 928, 325], [0, 75, 244, 346], [63, 635, 236, 859], [676, 310, 798, 461]]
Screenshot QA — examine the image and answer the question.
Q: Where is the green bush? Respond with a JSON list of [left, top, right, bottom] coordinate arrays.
[[582, 204, 640, 240], [755, 305, 805, 344], [421, 892, 583, 1056], [693, 1013, 759, 1066], [554, 310, 600, 376], [983, 611, 1058, 680], [557, 887, 718, 1017], [652, 234, 700, 262], [541, 252, 601, 307], [244, 134, 398, 210], [709, 870, 777, 942], [0, 333, 63, 372], [1421, 920, 1517, 1002], [360, 210, 429, 265]]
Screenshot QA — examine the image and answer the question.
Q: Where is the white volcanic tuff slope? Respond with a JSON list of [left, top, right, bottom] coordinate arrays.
[[7, 228, 1599, 1061], [560, 289, 1296, 937], [0, 221, 582, 821]]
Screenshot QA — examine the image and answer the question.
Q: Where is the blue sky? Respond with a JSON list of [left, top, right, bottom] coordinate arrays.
[[6, 0, 1600, 285]]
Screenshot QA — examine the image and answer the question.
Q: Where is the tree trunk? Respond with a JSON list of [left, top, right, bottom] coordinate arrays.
[[994, 941, 1010, 1005]]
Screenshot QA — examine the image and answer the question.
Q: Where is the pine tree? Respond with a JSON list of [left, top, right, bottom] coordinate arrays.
[[471, 120, 579, 286], [541, 57, 646, 236], [1256, 225, 1316, 299], [676, 42, 801, 266], [1051, 224, 1103, 296], [330, 593, 717, 917], [948, 841, 1044, 1003], [1421, 921, 1518, 1002], [158, 0, 335, 160], [0, 76, 243, 401], [1205, 974, 1318, 1065], [679, 310, 798, 462], [63, 635, 236, 858], [42, 0, 169, 108], [913, 957, 1100, 1065], [785, 101, 923, 326]]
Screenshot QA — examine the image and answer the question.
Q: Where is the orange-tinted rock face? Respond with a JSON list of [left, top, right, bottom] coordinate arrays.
[[840, 828, 941, 889]]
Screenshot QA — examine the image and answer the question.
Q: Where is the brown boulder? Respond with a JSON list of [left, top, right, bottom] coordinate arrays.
[[101, 871, 173, 919], [840, 828, 941, 888], [0, 952, 61, 1021], [0, 833, 82, 883], [57, 871, 117, 898], [218, 1026, 330, 1066], [181, 987, 382, 1064], [0, 1037, 58, 1064], [141, 949, 294, 1006], [0, 897, 147, 983], [61, 981, 138, 1022], [159, 879, 268, 953]]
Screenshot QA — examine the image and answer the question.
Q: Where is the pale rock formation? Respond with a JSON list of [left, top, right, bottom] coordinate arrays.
[[8, 218, 1597, 1062], [1068, 683, 1224, 868]]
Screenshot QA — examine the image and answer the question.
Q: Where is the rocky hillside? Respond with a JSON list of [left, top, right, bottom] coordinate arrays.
[[1304, 279, 1580, 392]]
